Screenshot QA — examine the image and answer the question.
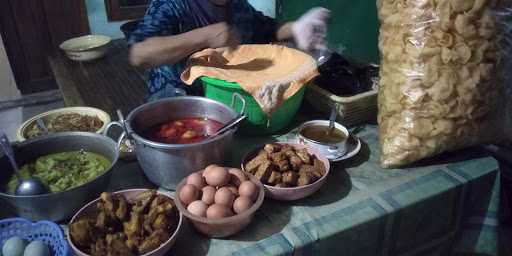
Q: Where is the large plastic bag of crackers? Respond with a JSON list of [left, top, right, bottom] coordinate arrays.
[[377, 0, 512, 168]]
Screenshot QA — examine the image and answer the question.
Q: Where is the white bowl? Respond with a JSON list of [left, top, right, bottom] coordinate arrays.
[[16, 106, 111, 141], [68, 189, 183, 256], [59, 35, 111, 61], [241, 142, 331, 201], [298, 120, 350, 160]]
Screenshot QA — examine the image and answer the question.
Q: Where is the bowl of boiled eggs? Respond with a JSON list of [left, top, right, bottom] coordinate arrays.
[[174, 165, 265, 238]]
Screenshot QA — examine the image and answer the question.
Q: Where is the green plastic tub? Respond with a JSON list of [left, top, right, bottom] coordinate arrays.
[[201, 76, 305, 135]]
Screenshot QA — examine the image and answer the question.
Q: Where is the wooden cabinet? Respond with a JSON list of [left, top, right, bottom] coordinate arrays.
[[0, 0, 90, 94]]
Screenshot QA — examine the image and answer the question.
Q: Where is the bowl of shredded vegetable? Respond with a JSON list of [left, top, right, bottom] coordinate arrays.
[[16, 107, 111, 141]]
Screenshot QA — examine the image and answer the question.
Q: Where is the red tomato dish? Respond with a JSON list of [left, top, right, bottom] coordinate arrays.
[[142, 118, 224, 144]]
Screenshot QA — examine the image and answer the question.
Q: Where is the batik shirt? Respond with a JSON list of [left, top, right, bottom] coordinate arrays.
[[127, 0, 277, 101]]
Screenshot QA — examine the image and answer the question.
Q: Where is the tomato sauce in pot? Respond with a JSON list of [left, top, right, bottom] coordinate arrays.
[[142, 118, 224, 144]]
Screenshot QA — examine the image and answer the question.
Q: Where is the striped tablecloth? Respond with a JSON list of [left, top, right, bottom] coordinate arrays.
[[170, 125, 503, 256]]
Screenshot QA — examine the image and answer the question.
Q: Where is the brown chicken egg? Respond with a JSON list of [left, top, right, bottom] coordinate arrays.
[[204, 166, 230, 187], [179, 184, 200, 205], [201, 186, 216, 205], [225, 185, 239, 196], [187, 200, 208, 217], [206, 204, 233, 219], [233, 196, 254, 214], [187, 172, 206, 189], [238, 181, 259, 201], [214, 187, 235, 207], [203, 164, 219, 177], [228, 168, 248, 186]]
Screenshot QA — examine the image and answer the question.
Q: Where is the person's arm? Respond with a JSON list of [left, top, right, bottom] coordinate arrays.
[[276, 22, 294, 41], [130, 22, 239, 69]]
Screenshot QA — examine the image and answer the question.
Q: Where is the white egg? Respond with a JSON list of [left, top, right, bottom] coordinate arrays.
[[2, 236, 26, 256], [187, 200, 208, 217], [23, 241, 49, 256]]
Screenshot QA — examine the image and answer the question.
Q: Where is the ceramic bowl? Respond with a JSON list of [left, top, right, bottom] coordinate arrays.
[[297, 120, 350, 160], [68, 189, 183, 256], [174, 171, 265, 238], [59, 35, 111, 61], [241, 142, 330, 201], [16, 106, 111, 141]]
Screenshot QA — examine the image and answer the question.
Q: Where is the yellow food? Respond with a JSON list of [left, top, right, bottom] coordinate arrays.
[[377, 0, 510, 167]]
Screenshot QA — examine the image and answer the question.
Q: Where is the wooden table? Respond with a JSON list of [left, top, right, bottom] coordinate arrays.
[[48, 39, 147, 117]]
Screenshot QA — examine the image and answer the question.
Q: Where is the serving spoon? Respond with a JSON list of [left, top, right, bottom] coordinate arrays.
[[327, 104, 337, 135], [36, 118, 49, 135], [209, 115, 247, 138], [0, 133, 48, 196]]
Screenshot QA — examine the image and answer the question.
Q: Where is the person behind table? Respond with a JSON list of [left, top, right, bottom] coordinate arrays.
[[128, 0, 330, 101]]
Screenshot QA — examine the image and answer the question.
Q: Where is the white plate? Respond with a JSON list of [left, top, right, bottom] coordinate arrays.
[[329, 136, 361, 162]]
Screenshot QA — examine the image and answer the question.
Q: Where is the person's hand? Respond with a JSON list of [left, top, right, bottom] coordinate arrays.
[[292, 7, 330, 51], [201, 22, 240, 49]]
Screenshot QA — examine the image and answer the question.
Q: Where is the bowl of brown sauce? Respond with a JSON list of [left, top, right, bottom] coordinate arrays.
[[297, 120, 349, 160]]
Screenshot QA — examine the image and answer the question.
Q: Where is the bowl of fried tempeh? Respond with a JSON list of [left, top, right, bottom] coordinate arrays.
[[241, 142, 330, 201]]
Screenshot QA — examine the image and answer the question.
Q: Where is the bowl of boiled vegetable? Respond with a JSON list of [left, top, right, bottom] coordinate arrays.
[[0, 132, 119, 221]]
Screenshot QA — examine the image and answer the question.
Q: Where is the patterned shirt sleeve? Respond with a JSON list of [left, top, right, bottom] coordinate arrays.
[[127, 0, 180, 45]]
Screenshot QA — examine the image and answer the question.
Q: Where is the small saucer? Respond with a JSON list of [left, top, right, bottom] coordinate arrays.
[[329, 135, 361, 162]]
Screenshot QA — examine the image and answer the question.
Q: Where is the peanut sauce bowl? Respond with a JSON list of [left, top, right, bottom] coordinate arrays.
[[104, 95, 246, 190]]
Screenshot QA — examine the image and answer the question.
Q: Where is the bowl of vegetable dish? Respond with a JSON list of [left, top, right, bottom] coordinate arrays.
[[16, 106, 111, 142], [0, 132, 119, 221], [68, 189, 183, 256]]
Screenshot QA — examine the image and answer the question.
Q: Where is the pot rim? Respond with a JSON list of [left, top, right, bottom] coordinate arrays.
[[298, 120, 349, 146], [125, 96, 240, 149], [0, 132, 119, 199]]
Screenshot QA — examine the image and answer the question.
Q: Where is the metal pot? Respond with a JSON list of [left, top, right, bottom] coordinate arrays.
[[105, 95, 246, 190], [0, 132, 119, 221]]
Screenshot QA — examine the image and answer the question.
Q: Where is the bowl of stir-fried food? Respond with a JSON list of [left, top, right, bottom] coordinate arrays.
[[68, 189, 183, 256], [17, 107, 111, 141]]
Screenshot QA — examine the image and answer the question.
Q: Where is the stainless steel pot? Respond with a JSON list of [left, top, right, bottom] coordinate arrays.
[[0, 132, 119, 221], [105, 95, 246, 190]]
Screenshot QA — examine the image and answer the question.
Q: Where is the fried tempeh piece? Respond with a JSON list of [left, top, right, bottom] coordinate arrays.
[[245, 152, 268, 174], [274, 159, 290, 172], [254, 160, 272, 183], [299, 164, 323, 180], [264, 143, 281, 154], [267, 171, 282, 185], [282, 171, 299, 186], [313, 158, 326, 177], [289, 156, 303, 171], [298, 172, 315, 186], [295, 148, 312, 164]]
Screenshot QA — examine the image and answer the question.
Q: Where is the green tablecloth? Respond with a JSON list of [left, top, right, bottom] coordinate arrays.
[[164, 124, 501, 255], [3, 124, 503, 255]]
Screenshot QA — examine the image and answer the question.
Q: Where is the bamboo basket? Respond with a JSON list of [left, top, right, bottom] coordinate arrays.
[[305, 84, 378, 127]]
